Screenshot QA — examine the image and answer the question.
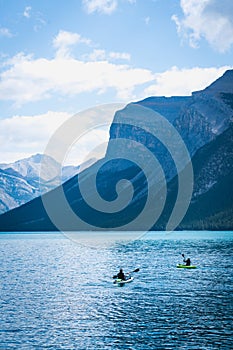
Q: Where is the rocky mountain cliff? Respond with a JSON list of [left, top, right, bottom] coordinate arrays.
[[0, 70, 232, 231], [109, 70, 233, 167]]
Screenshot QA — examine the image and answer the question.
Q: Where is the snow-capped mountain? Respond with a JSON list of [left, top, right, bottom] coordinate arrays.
[[0, 154, 96, 214], [0, 168, 37, 213]]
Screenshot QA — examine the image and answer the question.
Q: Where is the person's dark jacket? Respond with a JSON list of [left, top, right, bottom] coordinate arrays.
[[117, 269, 126, 280]]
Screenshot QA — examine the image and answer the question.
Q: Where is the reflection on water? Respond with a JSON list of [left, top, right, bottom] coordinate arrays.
[[0, 231, 232, 349]]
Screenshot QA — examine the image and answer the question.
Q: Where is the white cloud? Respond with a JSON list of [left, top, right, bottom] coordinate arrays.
[[88, 49, 107, 61], [53, 30, 91, 58], [83, 0, 118, 14], [144, 66, 233, 97], [23, 6, 32, 18], [82, 0, 135, 14], [0, 31, 154, 104], [0, 27, 13, 38], [109, 51, 131, 61], [0, 111, 72, 163], [173, 0, 233, 52], [87, 49, 131, 61]]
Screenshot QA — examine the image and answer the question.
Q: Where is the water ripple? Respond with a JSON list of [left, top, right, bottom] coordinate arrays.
[[0, 233, 232, 349]]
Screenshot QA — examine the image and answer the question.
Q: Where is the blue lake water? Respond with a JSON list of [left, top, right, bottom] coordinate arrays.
[[0, 231, 233, 349]]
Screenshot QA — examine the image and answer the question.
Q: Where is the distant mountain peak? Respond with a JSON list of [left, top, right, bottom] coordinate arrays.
[[29, 153, 48, 163], [19, 153, 59, 165]]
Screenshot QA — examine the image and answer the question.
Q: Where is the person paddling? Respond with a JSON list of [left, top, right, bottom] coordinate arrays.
[[184, 257, 191, 266], [112, 268, 139, 282], [116, 268, 126, 280], [182, 254, 191, 266]]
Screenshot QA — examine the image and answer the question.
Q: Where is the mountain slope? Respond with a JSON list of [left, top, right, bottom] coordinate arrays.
[[180, 124, 233, 230], [154, 124, 233, 230]]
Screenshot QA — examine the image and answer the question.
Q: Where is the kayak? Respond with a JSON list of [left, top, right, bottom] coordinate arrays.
[[177, 264, 197, 269], [113, 276, 134, 285]]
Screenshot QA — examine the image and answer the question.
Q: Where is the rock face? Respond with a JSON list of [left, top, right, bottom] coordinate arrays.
[[109, 70, 233, 163], [0, 70, 232, 231]]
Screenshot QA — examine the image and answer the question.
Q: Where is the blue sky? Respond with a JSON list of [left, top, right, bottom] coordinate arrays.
[[0, 0, 233, 164]]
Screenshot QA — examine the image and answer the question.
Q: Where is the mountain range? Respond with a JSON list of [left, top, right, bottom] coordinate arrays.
[[0, 154, 96, 214], [0, 70, 232, 231]]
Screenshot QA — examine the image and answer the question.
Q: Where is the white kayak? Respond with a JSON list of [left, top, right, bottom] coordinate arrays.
[[113, 276, 134, 286]]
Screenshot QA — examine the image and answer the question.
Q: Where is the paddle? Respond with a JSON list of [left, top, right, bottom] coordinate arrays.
[[112, 268, 140, 279]]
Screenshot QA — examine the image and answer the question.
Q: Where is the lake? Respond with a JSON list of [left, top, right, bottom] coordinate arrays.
[[0, 231, 232, 349]]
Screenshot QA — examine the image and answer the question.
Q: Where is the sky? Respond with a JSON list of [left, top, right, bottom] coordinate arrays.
[[0, 0, 233, 165]]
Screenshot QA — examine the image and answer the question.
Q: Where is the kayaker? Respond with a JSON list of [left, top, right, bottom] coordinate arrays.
[[117, 268, 126, 280], [183, 257, 191, 266]]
